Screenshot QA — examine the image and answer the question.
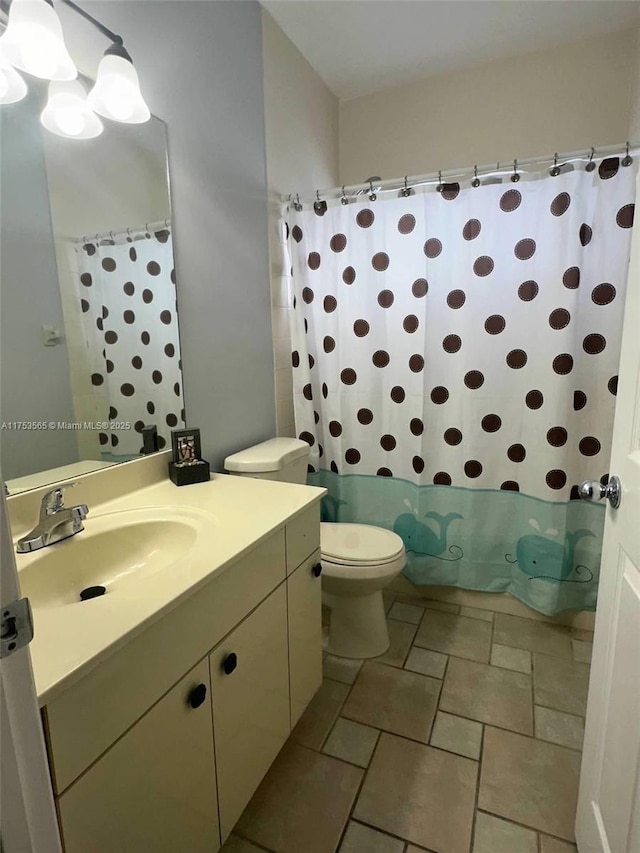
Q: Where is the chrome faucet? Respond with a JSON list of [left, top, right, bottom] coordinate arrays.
[[16, 483, 89, 554]]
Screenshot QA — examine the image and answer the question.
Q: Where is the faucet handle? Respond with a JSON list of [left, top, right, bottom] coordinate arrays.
[[41, 482, 78, 517]]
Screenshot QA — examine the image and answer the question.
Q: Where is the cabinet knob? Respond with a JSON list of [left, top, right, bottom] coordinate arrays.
[[187, 683, 207, 709], [222, 652, 238, 675], [312, 562, 322, 578]]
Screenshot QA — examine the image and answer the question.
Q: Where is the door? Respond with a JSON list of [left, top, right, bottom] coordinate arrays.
[[575, 174, 640, 853], [0, 485, 62, 853], [288, 550, 322, 727]]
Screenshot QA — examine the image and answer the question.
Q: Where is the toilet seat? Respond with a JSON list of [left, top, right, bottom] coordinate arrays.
[[320, 522, 405, 566]]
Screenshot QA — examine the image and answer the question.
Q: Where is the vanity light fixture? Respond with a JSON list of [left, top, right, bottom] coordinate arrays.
[[87, 42, 149, 124], [41, 77, 102, 138], [0, 40, 27, 102], [1, 0, 76, 81]]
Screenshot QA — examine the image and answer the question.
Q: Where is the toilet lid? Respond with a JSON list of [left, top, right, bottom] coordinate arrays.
[[321, 523, 405, 566]]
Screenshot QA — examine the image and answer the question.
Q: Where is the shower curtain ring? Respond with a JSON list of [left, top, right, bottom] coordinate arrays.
[[436, 171, 443, 192], [511, 159, 520, 183], [471, 165, 480, 188], [341, 186, 349, 205], [622, 141, 633, 167], [586, 147, 596, 172], [294, 193, 302, 212], [368, 179, 377, 202], [550, 153, 560, 177]]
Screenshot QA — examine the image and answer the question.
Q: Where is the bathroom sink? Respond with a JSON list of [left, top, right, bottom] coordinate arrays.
[[17, 506, 210, 608]]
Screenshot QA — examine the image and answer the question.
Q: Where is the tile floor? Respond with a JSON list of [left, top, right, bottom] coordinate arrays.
[[226, 593, 592, 853]]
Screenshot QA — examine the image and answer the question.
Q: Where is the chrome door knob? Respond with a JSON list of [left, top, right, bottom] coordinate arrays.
[[578, 475, 622, 509]]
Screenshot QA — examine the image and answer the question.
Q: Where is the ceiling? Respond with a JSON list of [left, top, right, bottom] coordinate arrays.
[[261, 0, 640, 100]]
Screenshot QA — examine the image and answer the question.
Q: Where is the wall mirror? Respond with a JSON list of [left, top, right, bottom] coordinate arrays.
[[0, 87, 185, 494]]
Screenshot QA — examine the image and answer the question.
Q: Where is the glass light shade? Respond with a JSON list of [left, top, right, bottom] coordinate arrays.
[[0, 38, 28, 103], [88, 53, 150, 124], [1, 0, 77, 81], [41, 80, 103, 139]]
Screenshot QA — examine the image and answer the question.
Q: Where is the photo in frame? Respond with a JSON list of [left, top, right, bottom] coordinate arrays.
[[169, 427, 210, 485]]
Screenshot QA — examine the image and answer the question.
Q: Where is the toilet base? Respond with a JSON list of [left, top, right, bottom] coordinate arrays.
[[323, 589, 390, 659]]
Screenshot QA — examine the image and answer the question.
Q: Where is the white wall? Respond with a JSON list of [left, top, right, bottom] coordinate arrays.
[[628, 23, 640, 142], [262, 10, 339, 438], [340, 28, 637, 184]]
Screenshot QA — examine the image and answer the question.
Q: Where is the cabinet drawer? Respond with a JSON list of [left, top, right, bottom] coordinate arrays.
[[285, 503, 320, 575], [58, 658, 219, 853], [288, 549, 323, 727], [45, 530, 285, 793]]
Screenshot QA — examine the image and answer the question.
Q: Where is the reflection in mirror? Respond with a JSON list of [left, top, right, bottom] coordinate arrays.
[[0, 89, 185, 494]]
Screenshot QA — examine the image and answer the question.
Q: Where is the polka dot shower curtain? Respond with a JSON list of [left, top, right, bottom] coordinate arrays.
[[75, 226, 184, 460], [286, 157, 636, 616]]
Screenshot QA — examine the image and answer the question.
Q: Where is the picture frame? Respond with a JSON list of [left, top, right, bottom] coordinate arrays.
[[171, 428, 202, 466]]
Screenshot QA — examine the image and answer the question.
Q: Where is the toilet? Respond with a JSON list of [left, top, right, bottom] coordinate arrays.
[[224, 438, 406, 658]]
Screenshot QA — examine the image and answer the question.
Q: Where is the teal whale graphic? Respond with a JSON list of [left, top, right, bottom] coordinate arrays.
[[506, 521, 594, 584], [393, 510, 463, 561]]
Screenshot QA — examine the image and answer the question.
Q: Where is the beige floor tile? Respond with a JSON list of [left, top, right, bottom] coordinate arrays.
[[374, 619, 417, 667], [473, 811, 537, 853], [323, 718, 380, 768], [571, 639, 593, 663], [405, 647, 448, 679], [339, 820, 405, 853], [494, 614, 572, 658], [220, 836, 265, 853], [491, 643, 532, 674], [414, 610, 493, 663], [539, 835, 578, 853], [430, 711, 482, 760], [422, 598, 461, 614], [534, 654, 590, 717], [479, 726, 581, 841], [290, 678, 350, 750], [237, 742, 362, 853], [441, 657, 534, 735], [570, 627, 594, 643], [382, 590, 396, 614], [343, 661, 440, 743], [388, 601, 425, 624], [406, 848, 436, 853], [535, 706, 585, 751], [323, 654, 363, 685], [354, 732, 477, 853], [461, 606, 494, 622]]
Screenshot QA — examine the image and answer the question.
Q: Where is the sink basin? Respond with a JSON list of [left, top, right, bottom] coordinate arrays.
[[17, 506, 211, 608]]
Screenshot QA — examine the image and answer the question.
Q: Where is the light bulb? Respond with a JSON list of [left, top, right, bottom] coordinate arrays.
[[0, 38, 28, 104], [54, 105, 85, 136], [41, 80, 103, 139], [2, 0, 77, 81]]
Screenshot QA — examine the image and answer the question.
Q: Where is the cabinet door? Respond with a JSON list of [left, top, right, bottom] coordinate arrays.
[[58, 659, 219, 853], [288, 550, 323, 727], [210, 583, 289, 842]]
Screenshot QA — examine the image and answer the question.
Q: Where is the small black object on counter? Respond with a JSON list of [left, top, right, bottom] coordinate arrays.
[[169, 427, 210, 486]]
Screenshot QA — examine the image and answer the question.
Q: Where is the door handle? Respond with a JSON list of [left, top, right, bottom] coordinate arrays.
[[578, 475, 621, 509]]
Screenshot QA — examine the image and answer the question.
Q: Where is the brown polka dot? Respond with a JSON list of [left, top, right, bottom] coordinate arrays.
[[121, 383, 135, 397], [616, 203, 634, 228], [500, 189, 522, 212], [323, 336, 335, 353], [171, 269, 176, 285], [403, 315, 419, 333], [96, 318, 104, 332], [80, 272, 92, 287], [443, 334, 462, 353], [358, 408, 373, 424], [174, 382, 180, 397], [464, 460, 483, 478], [98, 432, 108, 446], [447, 290, 466, 309], [314, 411, 320, 424], [102, 257, 116, 272], [324, 295, 337, 313], [292, 225, 303, 243], [433, 472, 452, 485], [160, 310, 172, 324], [563, 267, 580, 289], [424, 238, 443, 258], [132, 355, 143, 369], [501, 481, 520, 492], [553, 353, 574, 374], [330, 461, 338, 474], [473, 256, 494, 276], [573, 390, 587, 410], [608, 376, 618, 396], [110, 434, 119, 448], [292, 351, 300, 368], [91, 372, 103, 386], [342, 266, 356, 285], [515, 238, 536, 260], [412, 278, 428, 298], [409, 354, 425, 372], [398, 214, 415, 234], [356, 209, 374, 228], [102, 306, 109, 319], [308, 252, 321, 270], [464, 371, 484, 389], [314, 201, 327, 216], [579, 224, 592, 246], [526, 390, 544, 409], [80, 298, 89, 313], [345, 448, 361, 464], [430, 386, 448, 404], [329, 420, 342, 437], [151, 370, 162, 384], [353, 319, 370, 337], [147, 261, 161, 276], [106, 359, 114, 373], [599, 157, 619, 179], [591, 283, 616, 305], [550, 192, 571, 216], [380, 434, 396, 451], [377, 468, 393, 477], [546, 469, 567, 490], [410, 418, 424, 435], [441, 183, 460, 200], [485, 315, 505, 334], [481, 414, 502, 433], [549, 308, 570, 329], [142, 289, 153, 304], [378, 289, 394, 307], [569, 485, 580, 501], [104, 330, 118, 345], [583, 334, 606, 355], [390, 386, 405, 403], [141, 331, 150, 345], [154, 230, 170, 244], [372, 252, 389, 271], [330, 233, 347, 252], [373, 350, 390, 368], [308, 352, 315, 369], [579, 436, 601, 456], [302, 287, 314, 304], [322, 383, 329, 399], [166, 413, 178, 428], [506, 349, 527, 369], [109, 407, 118, 420], [297, 431, 314, 447], [341, 368, 357, 385], [508, 444, 526, 463], [462, 219, 481, 240], [84, 243, 96, 256], [303, 383, 313, 400], [146, 401, 155, 415], [444, 428, 462, 445], [409, 456, 424, 474], [518, 280, 539, 301], [547, 426, 568, 447], [164, 343, 175, 358], [123, 281, 134, 296]]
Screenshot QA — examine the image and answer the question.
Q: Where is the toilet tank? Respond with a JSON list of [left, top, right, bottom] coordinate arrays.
[[224, 438, 310, 484]]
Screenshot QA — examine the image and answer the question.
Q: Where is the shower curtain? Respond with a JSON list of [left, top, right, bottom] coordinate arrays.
[[286, 157, 636, 615], [74, 225, 184, 460]]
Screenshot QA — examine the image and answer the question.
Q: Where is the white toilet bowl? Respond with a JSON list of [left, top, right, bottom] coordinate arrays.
[[320, 522, 406, 659]]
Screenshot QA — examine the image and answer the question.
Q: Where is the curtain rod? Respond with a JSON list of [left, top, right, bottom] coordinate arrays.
[[284, 141, 639, 205], [73, 219, 171, 245]]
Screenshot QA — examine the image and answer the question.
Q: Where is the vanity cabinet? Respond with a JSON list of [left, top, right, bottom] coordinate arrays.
[[288, 549, 323, 727]]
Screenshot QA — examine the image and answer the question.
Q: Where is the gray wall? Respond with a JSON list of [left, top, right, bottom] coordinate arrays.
[[61, 1, 275, 470], [0, 92, 78, 479]]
